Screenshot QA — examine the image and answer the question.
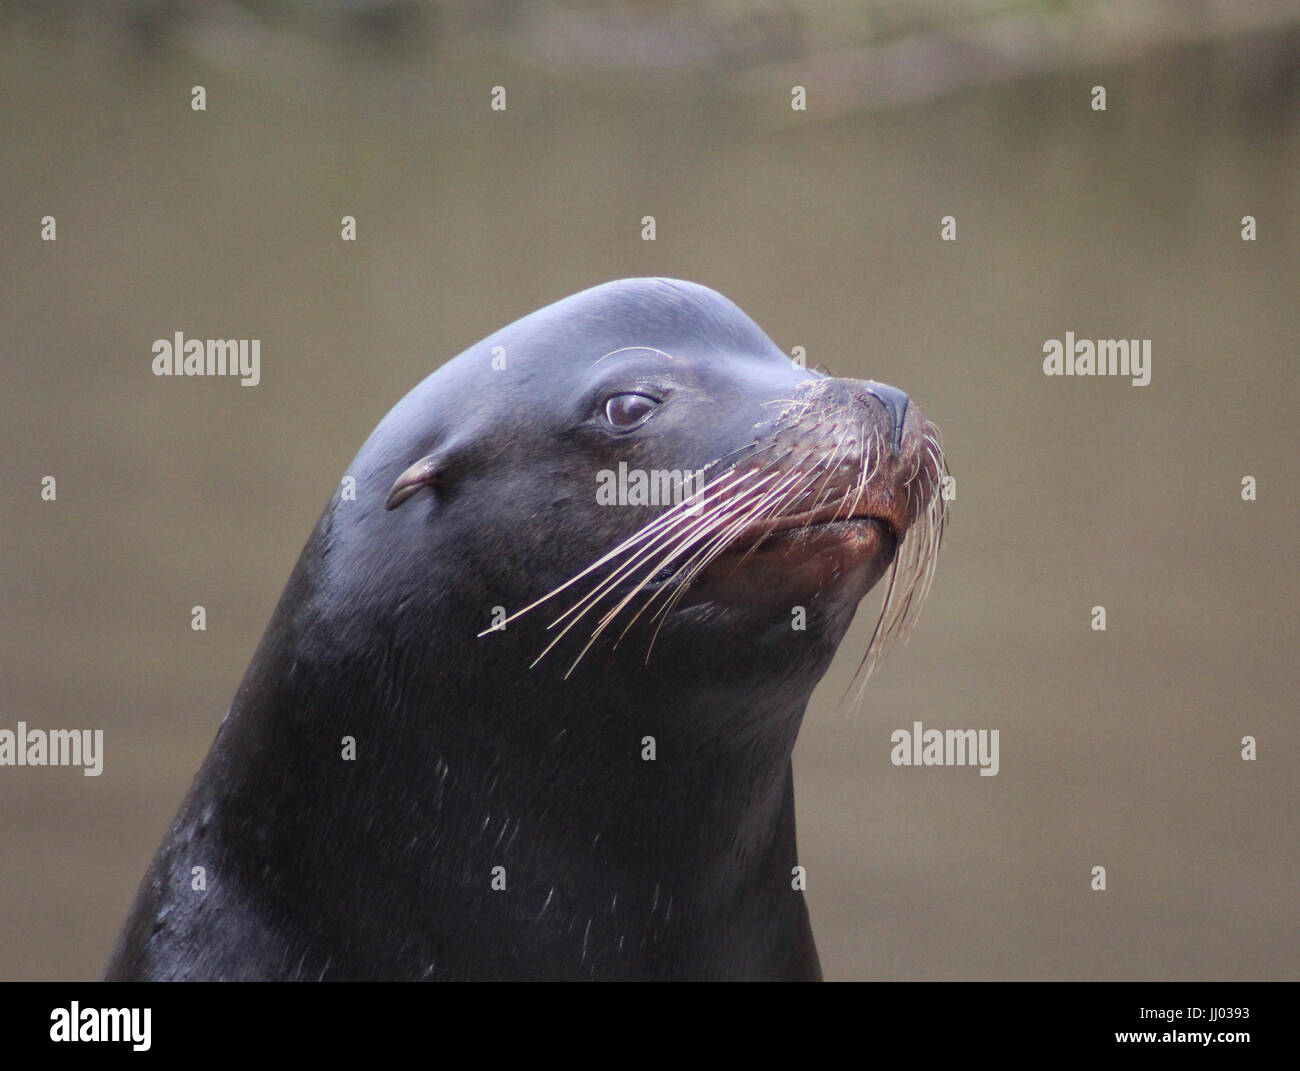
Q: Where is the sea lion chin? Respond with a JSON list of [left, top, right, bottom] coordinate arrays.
[[105, 277, 947, 982]]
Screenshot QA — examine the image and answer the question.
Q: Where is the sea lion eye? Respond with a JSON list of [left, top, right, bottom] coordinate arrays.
[[603, 393, 659, 429]]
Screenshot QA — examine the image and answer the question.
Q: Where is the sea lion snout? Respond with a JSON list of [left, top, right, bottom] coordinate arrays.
[[859, 381, 910, 454]]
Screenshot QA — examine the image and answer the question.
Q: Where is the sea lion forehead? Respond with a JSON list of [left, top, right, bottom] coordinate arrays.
[[493, 277, 786, 371], [538, 277, 749, 331], [358, 279, 792, 467]]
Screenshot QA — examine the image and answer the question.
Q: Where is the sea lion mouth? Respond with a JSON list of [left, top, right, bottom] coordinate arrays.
[[640, 513, 897, 588], [692, 498, 905, 597], [686, 486, 907, 610], [728, 499, 907, 550]]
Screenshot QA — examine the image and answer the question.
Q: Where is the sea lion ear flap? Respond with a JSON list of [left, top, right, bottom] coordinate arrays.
[[385, 454, 444, 511]]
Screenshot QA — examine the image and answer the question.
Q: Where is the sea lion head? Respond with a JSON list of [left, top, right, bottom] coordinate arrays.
[[356, 277, 946, 720]]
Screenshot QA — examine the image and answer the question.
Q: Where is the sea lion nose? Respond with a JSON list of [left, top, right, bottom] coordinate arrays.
[[862, 382, 910, 454]]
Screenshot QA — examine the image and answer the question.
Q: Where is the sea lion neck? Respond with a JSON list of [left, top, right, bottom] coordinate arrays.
[[195, 581, 814, 980], [219, 554, 815, 870], [206, 506, 801, 802]]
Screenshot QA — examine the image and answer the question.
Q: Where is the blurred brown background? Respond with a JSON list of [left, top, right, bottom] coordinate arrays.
[[1, 0, 1297, 981]]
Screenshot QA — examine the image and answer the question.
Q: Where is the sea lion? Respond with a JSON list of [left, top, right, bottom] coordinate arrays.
[[105, 277, 947, 981]]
